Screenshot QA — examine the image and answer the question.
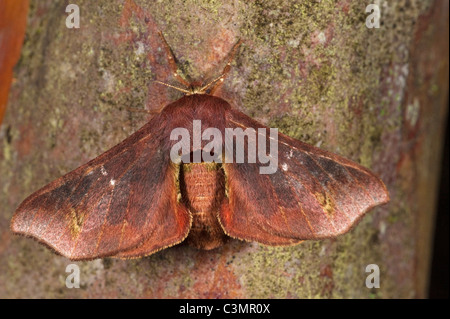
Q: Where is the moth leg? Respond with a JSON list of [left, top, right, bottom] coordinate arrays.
[[208, 38, 242, 95], [158, 31, 190, 88]]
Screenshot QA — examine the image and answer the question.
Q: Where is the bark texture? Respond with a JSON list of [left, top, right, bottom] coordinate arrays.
[[0, 0, 448, 298], [0, 0, 29, 124]]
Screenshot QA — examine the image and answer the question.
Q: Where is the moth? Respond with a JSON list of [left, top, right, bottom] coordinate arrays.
[[11, 32, 389, 260]]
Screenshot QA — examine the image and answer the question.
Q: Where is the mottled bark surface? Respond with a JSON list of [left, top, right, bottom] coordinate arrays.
[[0, 0, 29, 125], [0, 0, 448, 298]]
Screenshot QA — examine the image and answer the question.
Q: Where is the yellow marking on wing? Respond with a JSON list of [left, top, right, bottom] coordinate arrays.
[[314, 192, 335, 217], [118, 220, 128, 250], [68, 208, 85, 238], [278, 206, 293, 233], [297, 201, 315, 233]]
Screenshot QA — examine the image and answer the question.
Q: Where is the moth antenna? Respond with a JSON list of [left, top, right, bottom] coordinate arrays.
[[208, 38, 243, 95], [154, 80, 191, 94], [199, 74, 226, 93], [158, 31, 191, 87]]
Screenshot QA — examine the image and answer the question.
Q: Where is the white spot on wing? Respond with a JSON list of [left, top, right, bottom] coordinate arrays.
[[110, 179, 116, 186], [282, 163, 288, 171], [101, 166, 108, 176], [288, 149, 293, 158]]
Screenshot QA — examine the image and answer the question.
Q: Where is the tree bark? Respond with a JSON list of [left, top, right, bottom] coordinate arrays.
[[0, 0, 448, 298], [0, 0, 29, 125]]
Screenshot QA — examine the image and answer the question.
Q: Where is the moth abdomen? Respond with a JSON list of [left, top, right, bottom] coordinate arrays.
[[180, 162, 228, 250]]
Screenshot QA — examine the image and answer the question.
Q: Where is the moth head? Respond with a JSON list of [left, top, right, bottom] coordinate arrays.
[[187, 85, 206, 95], [155, 32, 242, 97], [154, 75, 225, 96]]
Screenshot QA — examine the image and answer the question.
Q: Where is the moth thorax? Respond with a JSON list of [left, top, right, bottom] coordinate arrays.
[[180, 161, 228, 250]]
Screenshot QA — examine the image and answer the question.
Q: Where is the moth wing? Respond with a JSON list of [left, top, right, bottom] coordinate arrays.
[[220, 109, 389, 245], [11, 115, 191, 260]]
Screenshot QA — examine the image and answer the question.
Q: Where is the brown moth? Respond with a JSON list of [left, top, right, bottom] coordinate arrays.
[[10, 32, 389, 260]]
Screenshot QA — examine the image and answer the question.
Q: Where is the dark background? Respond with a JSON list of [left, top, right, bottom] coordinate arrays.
[[429, 103, 449, 299]]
